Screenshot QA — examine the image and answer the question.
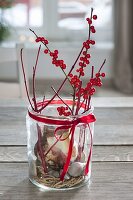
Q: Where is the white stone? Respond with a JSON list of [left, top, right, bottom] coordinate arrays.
[[68, 162, 85, 177]]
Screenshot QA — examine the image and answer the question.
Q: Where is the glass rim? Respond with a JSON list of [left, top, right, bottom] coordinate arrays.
[[28, 98, 94, 121]]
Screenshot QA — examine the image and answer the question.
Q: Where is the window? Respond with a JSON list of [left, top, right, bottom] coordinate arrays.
[[2, 0, 43, 27], [1, 0, 113, 43], [57, 0, 113, 42]]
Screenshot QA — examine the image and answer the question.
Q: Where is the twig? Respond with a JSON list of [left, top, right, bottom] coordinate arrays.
[[87, 65, 94, 110], [20, 49, 34, 111], [75, 81, 82, 115], [32, 45, 41, 111], [98, 59, 106, 73]]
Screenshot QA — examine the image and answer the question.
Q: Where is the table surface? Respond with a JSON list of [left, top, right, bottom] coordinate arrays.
[[0, 97, 133, 200]]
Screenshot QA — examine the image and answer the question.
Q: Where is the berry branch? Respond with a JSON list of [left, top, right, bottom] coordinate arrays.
[[21, 8, 107, 117], [29, 28, 74, 91]]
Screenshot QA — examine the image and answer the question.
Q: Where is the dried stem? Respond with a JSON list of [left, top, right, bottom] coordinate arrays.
[[32, 45, 41, 111], [98, 59, 106, 73], [75, 81, 82, 115], [20, 49, 34, 111], [87, 65, 94, 110]]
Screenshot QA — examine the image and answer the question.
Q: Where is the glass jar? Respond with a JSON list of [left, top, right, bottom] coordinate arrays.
[[26, 99, 95, 190]]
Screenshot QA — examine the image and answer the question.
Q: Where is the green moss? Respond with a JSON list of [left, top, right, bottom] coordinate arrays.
[[0, 23, 10, 42]]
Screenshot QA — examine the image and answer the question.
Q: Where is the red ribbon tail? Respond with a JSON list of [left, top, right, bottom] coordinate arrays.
[[84, 147, 92, 175], [84, 124, 93, 175], [60, 125, 75, 181]]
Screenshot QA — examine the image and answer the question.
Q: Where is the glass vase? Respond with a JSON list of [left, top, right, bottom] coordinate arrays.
[[26, 99, 95, 190]]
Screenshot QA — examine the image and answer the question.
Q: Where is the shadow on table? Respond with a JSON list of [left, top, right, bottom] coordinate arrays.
[[2, 178, 88, 200]]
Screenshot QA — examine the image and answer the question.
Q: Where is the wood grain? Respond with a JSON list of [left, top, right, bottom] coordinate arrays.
[[0, 162, 133, 200], [0, 146, 133, 162]]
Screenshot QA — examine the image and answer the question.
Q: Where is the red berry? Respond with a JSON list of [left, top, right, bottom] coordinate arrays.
[[101, 72, 106, 77], [35, 37, 41, 42], [83, 42, 87, 47], [40, 37, 44, 41], [86, 18, 92, 25], [68, 73, 73, 78], [83, 51, 87, 55], [86, 54, 91, 58], [90, 78, 94, 84], [87, 82, 92, 88], [50, 52, 53, 57], [89, 91, 94, 96], [91, 88, 96, 93], [85, 44, 90, 49], [67, 111, 71, 115], [80, 72, 85, 76], [79, 62, 83, 66], [86, 60, 90, 65], [96, 73, 100, 78], [52, 60, 56, 64], [80, 57, 84, 61], [83, 94, 88, 99], [97, 82, 103, 87], [62, 64, 66, 69], [93, 15, 97, 20], [44, 39, 48, 44], [90, 40, 95, 45], [57, 107, 61, 111], [90, 25, 95, 29], [44, 49, 48, 54], [91, 28, 96, 33], [60, 60, 64, 64], [54, 50, 58, 54], [86, 39, 90, 44]]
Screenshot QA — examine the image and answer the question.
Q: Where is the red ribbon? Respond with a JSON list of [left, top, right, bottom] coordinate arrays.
[[28, 100, 96, 180]]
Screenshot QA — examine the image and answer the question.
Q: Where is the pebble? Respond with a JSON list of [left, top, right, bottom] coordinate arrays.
[[48, 170, 60, 178], [68, 162, 85, 177]]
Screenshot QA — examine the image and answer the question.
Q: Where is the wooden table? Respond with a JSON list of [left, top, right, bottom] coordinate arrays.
[[0, 98, 133, 200]]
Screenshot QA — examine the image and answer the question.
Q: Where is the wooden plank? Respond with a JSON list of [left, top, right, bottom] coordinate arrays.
[[0, 146, 133, 162], [0, 107, 26, 124], [94, 124, 133, 145], [0, 124, 27, 145], [0, 124, 133, 145], [0, 162, 133, 200]]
